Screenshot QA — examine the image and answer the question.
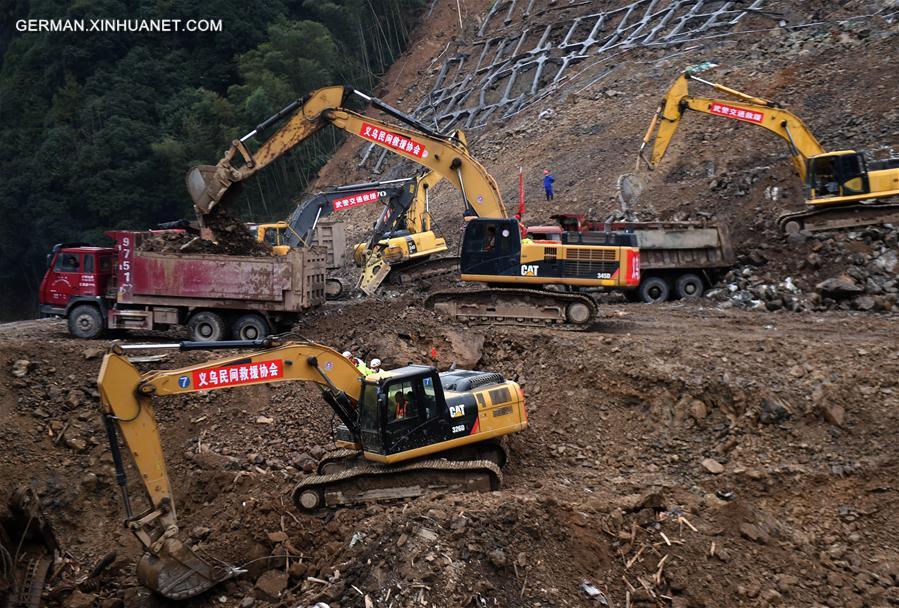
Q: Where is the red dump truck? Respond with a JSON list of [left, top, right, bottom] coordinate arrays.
[[39, 230, 326, 340], [528, 215, 734, 303]]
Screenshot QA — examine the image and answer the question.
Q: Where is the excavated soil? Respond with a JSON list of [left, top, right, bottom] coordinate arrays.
[[3, 1, 899, 607], [1, 300, 897, 607]]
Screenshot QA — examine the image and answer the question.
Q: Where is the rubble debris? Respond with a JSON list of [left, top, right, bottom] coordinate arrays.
[[139, 210, 272, 256]]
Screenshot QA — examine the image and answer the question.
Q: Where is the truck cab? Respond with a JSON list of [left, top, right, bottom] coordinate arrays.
[[39, 244, 115, 317]]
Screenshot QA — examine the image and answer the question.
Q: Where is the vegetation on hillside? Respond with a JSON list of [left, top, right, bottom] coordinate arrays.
[[0, 0, 424, 318]]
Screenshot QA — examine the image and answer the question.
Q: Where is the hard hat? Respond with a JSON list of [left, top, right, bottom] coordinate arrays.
[[342, 351, 352, 358], [370, 358, 382, 368]]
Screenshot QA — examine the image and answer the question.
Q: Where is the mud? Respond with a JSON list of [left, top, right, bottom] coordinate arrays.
[[1, 298, 897, 607]]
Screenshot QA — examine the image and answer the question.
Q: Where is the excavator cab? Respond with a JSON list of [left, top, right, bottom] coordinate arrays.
[[460, 218, 523, 277], [356, 366, 448, 458], [807, 151, 871, 200]]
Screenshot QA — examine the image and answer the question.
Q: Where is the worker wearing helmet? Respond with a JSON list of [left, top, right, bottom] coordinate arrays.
[[369, 358, 382, 375], [344, 350, 372, 375]]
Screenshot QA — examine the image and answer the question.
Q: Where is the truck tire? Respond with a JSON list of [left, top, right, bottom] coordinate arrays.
[[233, 314, 269, 341], [638, 277, 670, 303], [67, 304, 104, 339], [675, 273, 704, 299], [188, 311, 228, 342]]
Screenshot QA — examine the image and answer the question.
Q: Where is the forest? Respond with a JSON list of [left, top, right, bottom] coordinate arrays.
[[0, 0, 425, 320]]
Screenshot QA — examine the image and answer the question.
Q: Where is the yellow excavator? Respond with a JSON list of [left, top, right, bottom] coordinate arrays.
[[98, 337, 526, 599], [188, 85, 640, 327], [638, 65, 899, 233], [252, 171, 454, 295]]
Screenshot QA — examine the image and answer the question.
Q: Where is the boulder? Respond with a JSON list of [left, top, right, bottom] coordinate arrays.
[[816, 275, 863, 298]]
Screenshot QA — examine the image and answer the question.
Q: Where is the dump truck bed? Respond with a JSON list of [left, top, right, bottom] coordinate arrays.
[[107, 231, 327, 312]]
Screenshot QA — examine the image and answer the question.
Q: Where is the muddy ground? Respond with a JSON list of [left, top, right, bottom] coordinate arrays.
[[1, 298, 897, 607], [3, 1, 898, 607]]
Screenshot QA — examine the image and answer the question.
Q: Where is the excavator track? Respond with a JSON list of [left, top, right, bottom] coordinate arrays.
[[388, 256, 460, 285], [292, 458, 501, 512], [316, 448, 364, 475], [424, 288, 598, 330], [316, 440, 507, 475], [776, 203, 899, 234]]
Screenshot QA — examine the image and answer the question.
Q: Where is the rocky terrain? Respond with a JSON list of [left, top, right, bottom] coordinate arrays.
[[1, 299, 898, 607], [1, 1, 898, 607]]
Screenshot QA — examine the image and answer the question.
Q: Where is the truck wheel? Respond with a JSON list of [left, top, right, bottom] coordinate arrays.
[[675, 273, 704, 299], [67, 305, 104, 339], [233, 314, 269, 341], [638, 277, 670, 303], [188, 311, 228, 342]]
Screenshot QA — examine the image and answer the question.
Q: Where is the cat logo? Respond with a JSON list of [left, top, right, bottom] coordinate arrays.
[[520, 264, 539, 276]]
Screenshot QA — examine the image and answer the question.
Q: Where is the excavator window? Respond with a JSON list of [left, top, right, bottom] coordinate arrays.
[[377, 370, 447, 455], [262, 227, 283, 246], [359, 382, 383, 453], [809, 154, 870, 197]]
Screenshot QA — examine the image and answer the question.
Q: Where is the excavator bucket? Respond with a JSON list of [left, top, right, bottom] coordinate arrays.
[[136, 537, 236, 600], [186, 164, 242, 215]]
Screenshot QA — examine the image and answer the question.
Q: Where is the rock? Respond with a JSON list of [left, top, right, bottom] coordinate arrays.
[[688, 399, 708, 421], [255, 415, 274, 424], [190, 526, 211, 540], [80, 472, 98, 492], [761, 588, 783, 604], [853, 295, 876, 311], [11, 359, 31, 378], [254, 569, 288, 602], [239, 597, 255, 608], [821, 403, 846, 427], [64, 590, 98, 608], [816, 275, 863, 298], [874, 249, 898, 273], [64, 436, 88, 452], [760, 398, 790, 424], [748, 250, 768, 266], [67, 389, 86, 407], [309, 445, 326, 459], [288, 560, 307, 580], [32, 407, 49, 418], [702, 458, 725, 474], [487, 548, 507, 569], [83, 348, 104, 360], [739, 522, 769, 544], [776, 574, 799, 593], [267, 531, 288, 543]]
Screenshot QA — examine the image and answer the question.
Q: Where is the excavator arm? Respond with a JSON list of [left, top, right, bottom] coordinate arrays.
[[284, 177, 419, 249], [638, 70, 826, 179], [97, 339, 364, 600], [187, 86, 506, 223]]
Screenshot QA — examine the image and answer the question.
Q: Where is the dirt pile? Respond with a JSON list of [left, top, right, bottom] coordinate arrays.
[[1, 299, 897, 607], [705, 224, 899, 312], [140, 211, 272, 256]]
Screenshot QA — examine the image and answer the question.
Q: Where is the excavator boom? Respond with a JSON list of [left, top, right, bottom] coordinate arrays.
[[639, 67, 899, 232], [639, 70, 825, 179], [187, 86, 505, 222], [98, 339, 363, 599], [97, 338, 526, 599]]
